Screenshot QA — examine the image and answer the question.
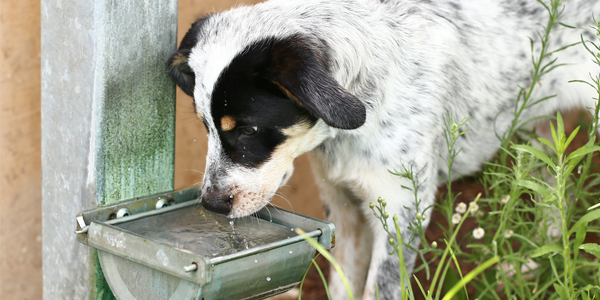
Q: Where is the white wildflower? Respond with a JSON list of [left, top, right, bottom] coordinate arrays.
[[504, 229, 514, 238], [452, 213, 462, 225], [501, 195, 510, 204], [469, 202, 479, 215], [456, 202, 467, 214], [473, 227, 485, 239]]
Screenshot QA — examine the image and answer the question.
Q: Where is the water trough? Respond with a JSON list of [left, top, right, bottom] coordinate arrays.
[[75, 187, 335, 300]]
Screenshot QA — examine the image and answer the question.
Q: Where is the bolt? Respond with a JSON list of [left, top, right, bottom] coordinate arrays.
[[116, 208, 131, 218], [184, 263, 198, 272], [155, 199, 170, 209]]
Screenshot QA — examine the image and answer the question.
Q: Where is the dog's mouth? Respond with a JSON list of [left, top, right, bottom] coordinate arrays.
[[230, 191, 273, 218], [202, 186, 275, 218], [202, 168, 294, 218]]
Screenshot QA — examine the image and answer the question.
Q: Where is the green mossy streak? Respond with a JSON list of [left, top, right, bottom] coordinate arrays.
[[89, 1, 177, 298]]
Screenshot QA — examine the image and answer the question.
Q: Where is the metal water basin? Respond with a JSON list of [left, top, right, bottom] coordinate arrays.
[[75, 187, 335, 300]]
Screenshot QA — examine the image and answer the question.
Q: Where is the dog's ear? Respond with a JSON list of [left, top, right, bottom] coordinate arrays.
[[168, 15, 213, 97], [168, 49, 195, 97], [265, 37, 366, 130]]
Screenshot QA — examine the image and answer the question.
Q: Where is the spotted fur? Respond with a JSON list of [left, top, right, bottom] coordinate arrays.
[[168, 0, 600, 299]]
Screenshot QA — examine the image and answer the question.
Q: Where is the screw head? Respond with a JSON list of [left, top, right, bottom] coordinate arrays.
[[116, 208, 131, 218], [155, 199, 170, 209]]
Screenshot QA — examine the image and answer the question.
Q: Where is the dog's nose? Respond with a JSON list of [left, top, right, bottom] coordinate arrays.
[[201, 190, 233, 215]]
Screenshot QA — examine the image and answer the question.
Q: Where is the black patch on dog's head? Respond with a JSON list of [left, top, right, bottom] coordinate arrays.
[[258, 35, 367, 130], [167, 15, 212, 97], [210, 35, 366, 167]]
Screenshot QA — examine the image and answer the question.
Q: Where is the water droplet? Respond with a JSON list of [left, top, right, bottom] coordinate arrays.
[[266, 277, 271, 281], [290, 228, 294, 231], [289, 251, 293, 254], [243, 155, 245, 158], [254, 259, 258, 263], [229, 220, 234, 226], [211, 264, 215, 267], [224, 103, 227, 106]]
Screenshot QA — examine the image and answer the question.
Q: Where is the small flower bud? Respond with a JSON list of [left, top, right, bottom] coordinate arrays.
[[452, 213, 461, 225], [451, 123, 458, 134], [382, 200, 387, 207], [389, 238, 395, 245], [473, 227, 485, 239], [416, 212, 422, 220], [377, 197, 383, 204], [469, 202, 479, 215], [369, 203, 374, 209], [422, 214, 427, 220], [431, 241, 438, 248], [393, 214, 399, 222], [383, 212, 389, 219]]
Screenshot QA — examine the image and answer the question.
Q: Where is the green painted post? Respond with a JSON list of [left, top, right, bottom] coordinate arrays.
[[92, 1, 177, 206], [41, 0, 177, 299]]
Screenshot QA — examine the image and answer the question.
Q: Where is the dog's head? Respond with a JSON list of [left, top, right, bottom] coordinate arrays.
[[168, 10, 366, 217]]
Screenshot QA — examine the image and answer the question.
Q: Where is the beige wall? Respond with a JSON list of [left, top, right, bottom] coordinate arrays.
[[0, 0, 321, 299], [0, 0, 43, 299]]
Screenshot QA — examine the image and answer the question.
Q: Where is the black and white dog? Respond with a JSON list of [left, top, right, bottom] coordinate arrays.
[[168, 0, 599, 299]]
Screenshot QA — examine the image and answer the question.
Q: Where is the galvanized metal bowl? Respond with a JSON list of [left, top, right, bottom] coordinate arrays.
[[75, 187, 334, 300]]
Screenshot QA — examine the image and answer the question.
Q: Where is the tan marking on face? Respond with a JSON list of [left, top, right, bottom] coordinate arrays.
[[228, 120, 321, 217], [170, 52, 188, 68], [220, 115, 236, 131]]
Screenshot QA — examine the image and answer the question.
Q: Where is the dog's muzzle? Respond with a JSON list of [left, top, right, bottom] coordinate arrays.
[[201, 186, 233, 215]]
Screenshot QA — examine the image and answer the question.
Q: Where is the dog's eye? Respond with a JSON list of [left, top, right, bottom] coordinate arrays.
[[240, 126, 258, 135]]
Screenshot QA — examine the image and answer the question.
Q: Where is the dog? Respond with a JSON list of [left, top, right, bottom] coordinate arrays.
[[167, 0, 600, 299]]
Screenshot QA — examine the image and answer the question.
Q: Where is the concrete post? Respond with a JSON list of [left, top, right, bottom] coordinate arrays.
[[41, 0, 177, 298]]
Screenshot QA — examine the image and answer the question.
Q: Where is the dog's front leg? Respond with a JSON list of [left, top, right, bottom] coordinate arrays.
[[321, 184, 374, 300], [361, 219, 420, 300], [326, 196, 374, 300], [360, 169, 438, 300], [310, 163, 373, 299]]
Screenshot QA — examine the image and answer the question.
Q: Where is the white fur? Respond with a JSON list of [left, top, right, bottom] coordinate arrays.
[[186, 0, 600, 299]]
